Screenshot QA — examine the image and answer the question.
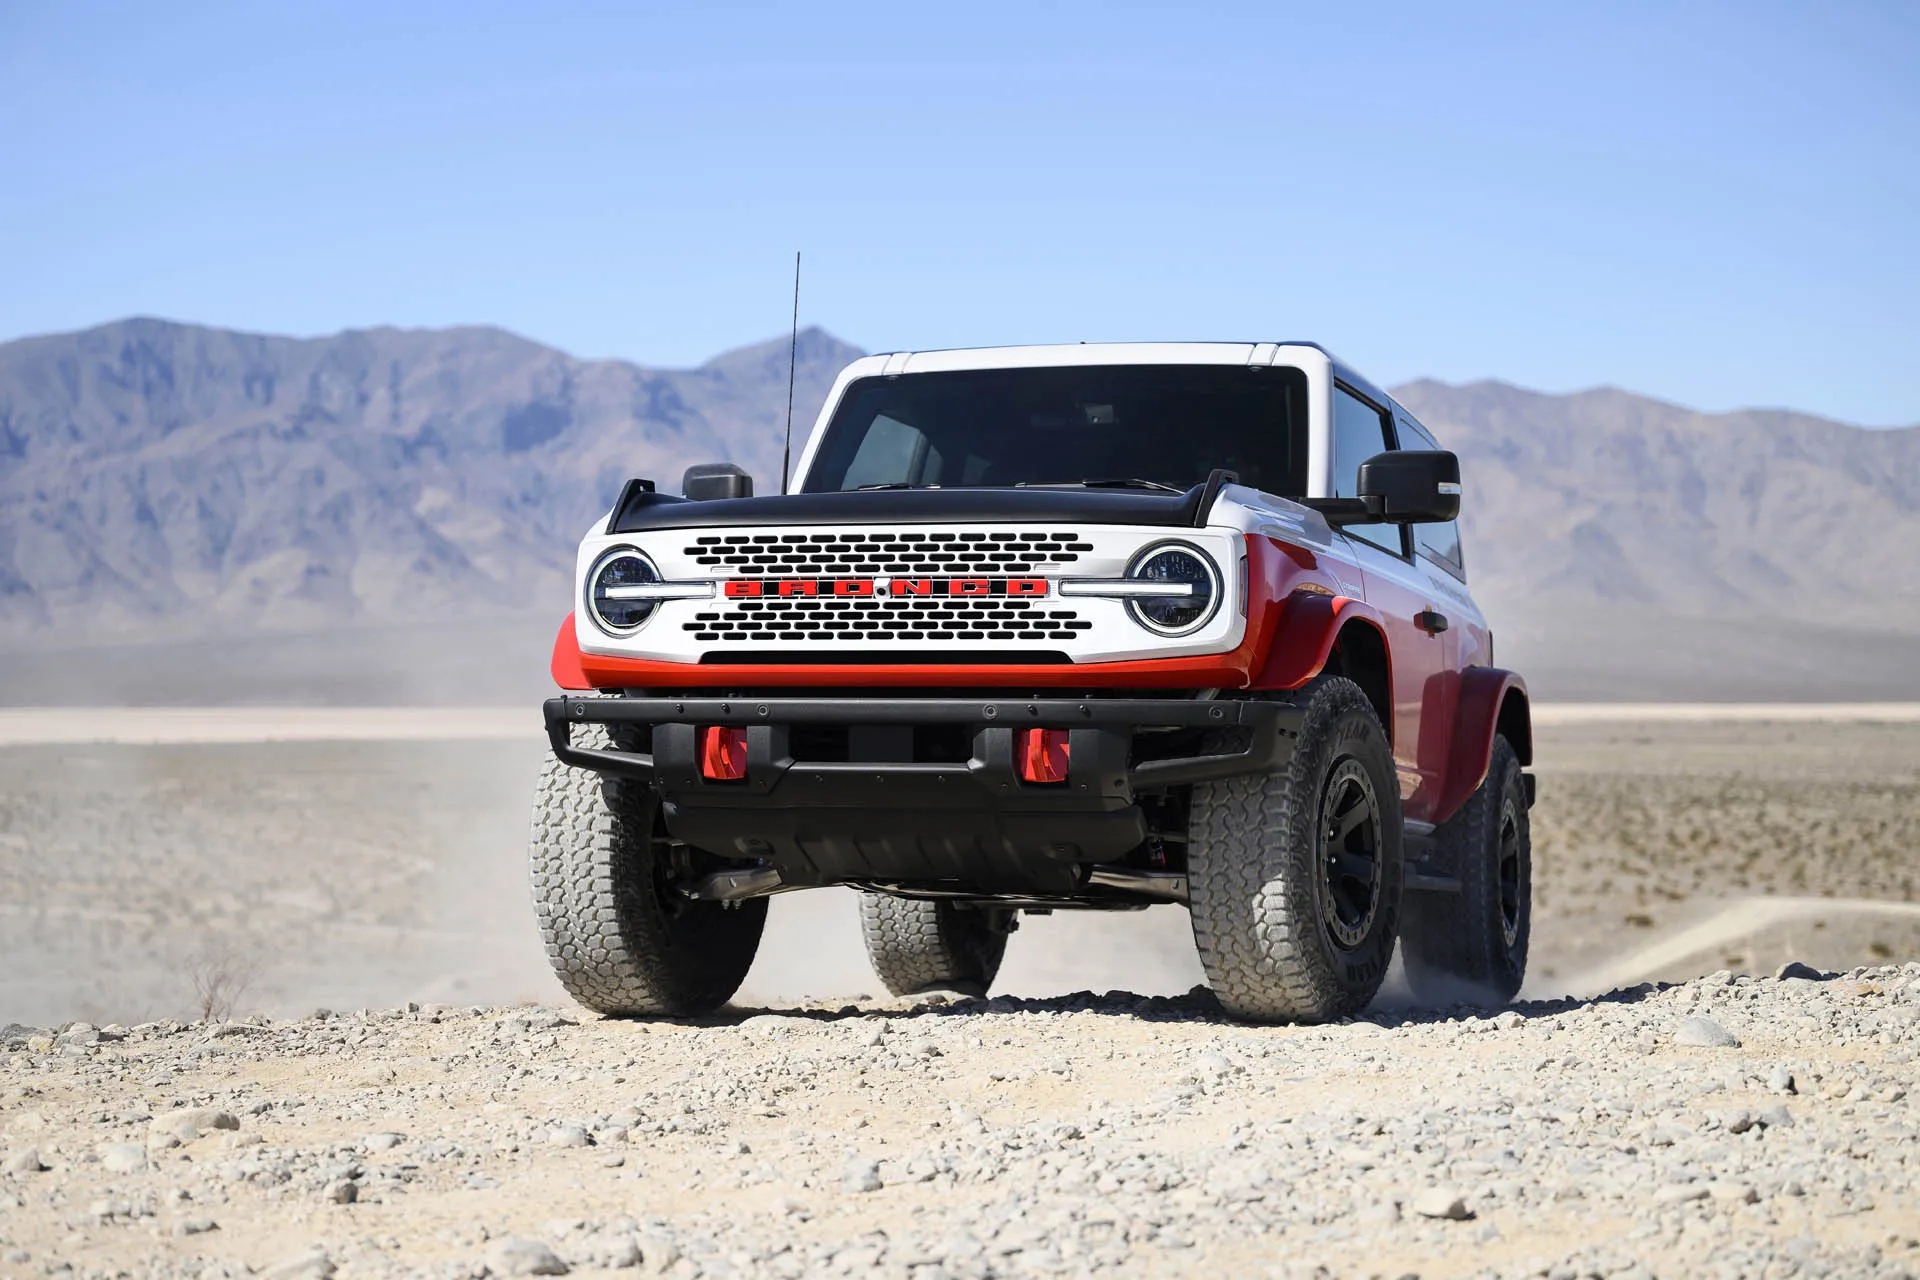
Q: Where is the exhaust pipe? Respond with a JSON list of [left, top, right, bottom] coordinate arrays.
[[1085, 867, 1189, 902], [683, 865, 787, 902]]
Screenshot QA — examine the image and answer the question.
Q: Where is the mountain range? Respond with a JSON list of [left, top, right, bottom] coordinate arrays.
[[2, 319, 1915, 701]]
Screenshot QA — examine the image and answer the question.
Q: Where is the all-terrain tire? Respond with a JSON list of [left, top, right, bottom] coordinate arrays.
[[1187, 676, 1403, 1022], [858, 894, 1011, 998], [529, 727, 766, 1017], [1401, 734, 1530, 1006]]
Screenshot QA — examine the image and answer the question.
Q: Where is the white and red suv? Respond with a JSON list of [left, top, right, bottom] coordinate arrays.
[[532, 341, 1534, 1022]]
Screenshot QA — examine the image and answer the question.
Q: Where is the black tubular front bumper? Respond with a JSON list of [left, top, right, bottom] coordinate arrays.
[[542, 694, 1302, 890]]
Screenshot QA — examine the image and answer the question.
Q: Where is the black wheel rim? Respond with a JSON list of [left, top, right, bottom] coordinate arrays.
[[1319, 758, 1383, 951], [1498, 795, 1523, 950]]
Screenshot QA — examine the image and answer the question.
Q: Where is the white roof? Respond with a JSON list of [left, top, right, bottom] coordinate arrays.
[[842, 340, 1338, 377]]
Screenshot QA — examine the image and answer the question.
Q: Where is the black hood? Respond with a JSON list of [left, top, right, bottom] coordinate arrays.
[[607, 483, 1224, 533]]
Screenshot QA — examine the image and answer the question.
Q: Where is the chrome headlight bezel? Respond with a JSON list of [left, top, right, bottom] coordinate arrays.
[[585, 546, 663, 636], [1124, 541, 1222, 637]]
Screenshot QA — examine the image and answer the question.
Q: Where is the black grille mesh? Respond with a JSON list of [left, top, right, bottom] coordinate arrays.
[[685, 596, 1094, 644], [683, 531, 1091, 576]]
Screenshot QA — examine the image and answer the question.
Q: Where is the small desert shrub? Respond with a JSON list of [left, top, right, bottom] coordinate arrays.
[[186, 944, 257, 1023]]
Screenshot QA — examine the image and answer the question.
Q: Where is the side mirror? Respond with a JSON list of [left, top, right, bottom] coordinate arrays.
[[1357, 450, 1460, 524], [682, 463, 753, 501]]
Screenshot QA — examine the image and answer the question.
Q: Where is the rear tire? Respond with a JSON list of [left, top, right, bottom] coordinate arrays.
[[529, 728, 766, 1017], [1402, 734, 1530, 1006], [858, 894, 1011, 998], [1187, 677, 1402, 1022]]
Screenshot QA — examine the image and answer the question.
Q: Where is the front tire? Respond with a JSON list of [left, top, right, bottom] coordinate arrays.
[[1402, 734, 1530, 1006], [529, 729, 766, 1017], [858, 894, 1011, 997], [1187, 677, 1403, 1022]]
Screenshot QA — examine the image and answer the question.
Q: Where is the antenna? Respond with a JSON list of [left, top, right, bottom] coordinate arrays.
[[780, 251, 801, 494]]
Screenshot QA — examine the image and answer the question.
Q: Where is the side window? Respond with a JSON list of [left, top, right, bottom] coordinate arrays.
[[1332, 385, 1404, 555], [1397, 415, 1467, 580]]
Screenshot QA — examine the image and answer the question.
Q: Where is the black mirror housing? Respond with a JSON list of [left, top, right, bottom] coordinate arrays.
[[682, 463, 753, 501], [1357, 450, 1460, 524]]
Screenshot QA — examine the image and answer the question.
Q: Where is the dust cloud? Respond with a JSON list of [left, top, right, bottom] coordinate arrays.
[[4, 716, 1919, 1027]]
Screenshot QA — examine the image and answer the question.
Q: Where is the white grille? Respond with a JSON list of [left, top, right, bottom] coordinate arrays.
[[573, 522, 1248, 665]]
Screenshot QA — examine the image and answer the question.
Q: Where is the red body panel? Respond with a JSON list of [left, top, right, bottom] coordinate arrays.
[[551, 613, 592, 690], [1431, 666, 1531, 825], [1248, 589, 1390, 692]]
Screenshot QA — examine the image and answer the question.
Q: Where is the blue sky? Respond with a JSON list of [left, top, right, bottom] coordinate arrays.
[[2, 1, 1914, 425]]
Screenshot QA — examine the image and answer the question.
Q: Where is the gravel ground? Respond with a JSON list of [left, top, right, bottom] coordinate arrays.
[[3, 965, 1918, 1280], [1525, 722, 1920, 986]]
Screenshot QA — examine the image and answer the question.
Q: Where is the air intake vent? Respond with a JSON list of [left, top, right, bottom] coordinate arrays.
[[684, 595, 1094, 644], [683, 531, 1092, 577]]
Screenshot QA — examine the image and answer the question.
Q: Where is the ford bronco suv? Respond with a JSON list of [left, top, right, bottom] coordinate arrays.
[[532, 342, 1534, 1023]]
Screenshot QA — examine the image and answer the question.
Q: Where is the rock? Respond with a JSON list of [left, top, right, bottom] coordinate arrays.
[[548, 1125, 592, 1148], [599, 1236, 642, 1269], [1411, 1186, 1473, 1220], [1193, 1052, 1233, 1078], [1767, 1065, 1797, 1094], [1707, 1180, 1758, 1205], [1655, 1184, 1710, 1205], [1356, 1198, 1402, 1225], [264, 1252, 337, 1280], [362, 1132, 405, 1152], [635, 1234, 679, 1274], [98, 1143, 148, 1174], [173, 1216, 219, 1236], [844, 1158, 884, 1192], [1494, 1010, 1524, 1030], [151, 1109, 240, 1143], [1759, 1105, 1794, 1128], [324, 1178, 358, 1204], [1723, 1109, 1755, 1134], [485, 1238, 571, 1276], [1, 1148, 46, 1175], [1675, 1017, 1739, 1048], [1776, 961, 1823, 981]]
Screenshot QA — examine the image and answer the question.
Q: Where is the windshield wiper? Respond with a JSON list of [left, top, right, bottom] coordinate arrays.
[[852, 482, 934, 491], [1016, 478, 1185, 493]]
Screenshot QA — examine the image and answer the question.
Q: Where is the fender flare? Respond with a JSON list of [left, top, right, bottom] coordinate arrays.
[[1251, 590, 1393, 695], [1432, 666, 1532, 825], [550, 614, 591, 691]]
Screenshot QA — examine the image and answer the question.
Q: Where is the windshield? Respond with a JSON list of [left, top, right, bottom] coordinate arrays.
[[801, 364, 1308, 496]]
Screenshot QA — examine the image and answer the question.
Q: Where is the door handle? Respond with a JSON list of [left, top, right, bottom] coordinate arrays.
[[1415, 609, 1449, 635]]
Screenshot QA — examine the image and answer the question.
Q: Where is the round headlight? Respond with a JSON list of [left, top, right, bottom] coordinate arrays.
[[1127, 543, 1220, 635], [588, 548, 661, 634]]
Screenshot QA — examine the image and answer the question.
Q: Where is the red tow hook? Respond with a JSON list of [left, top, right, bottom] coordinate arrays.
[[1018, 728, 1071, 784], [700, 726, 749, 781]]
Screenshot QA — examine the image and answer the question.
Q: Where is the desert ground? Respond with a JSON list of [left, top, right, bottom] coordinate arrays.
[[3, 711, 1917, 1027], [2, 711, 1918, 1277]]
